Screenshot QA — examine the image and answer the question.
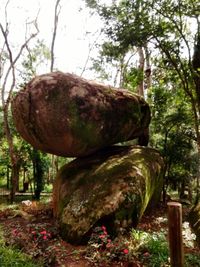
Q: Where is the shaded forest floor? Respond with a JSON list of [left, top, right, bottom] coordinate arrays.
[[0, 199, 199, 267]]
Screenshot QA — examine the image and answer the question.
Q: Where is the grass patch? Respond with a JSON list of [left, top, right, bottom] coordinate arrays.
[[0, 246, 41, 267], [0, 227, 41, 267]]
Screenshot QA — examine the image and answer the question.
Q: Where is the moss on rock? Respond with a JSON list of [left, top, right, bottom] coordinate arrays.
[[53, 145, 164, 244]]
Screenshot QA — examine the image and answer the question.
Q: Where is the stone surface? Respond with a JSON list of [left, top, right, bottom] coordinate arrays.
[[53, 145, 164, 244], [12, 72, 150, 157]]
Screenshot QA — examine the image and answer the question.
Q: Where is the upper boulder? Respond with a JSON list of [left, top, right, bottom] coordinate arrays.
[[12, 72, 150, 157]]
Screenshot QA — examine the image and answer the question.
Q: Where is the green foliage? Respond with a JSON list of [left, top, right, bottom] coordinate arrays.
[[0, 247, 41, 267], [148, 66, 197, 190], [185, 253, 200, 267], [86, 225, 130, 263], [142, 232, 169, 266], [43, 184, 53, 193], [0, 227, 41, 267], [20, 40, 50, 83], [86, 227, 170, 266], [130, 229, 169, 266]]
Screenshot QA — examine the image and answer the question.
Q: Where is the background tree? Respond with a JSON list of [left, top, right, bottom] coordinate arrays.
[[49, 0, 62, 183], [85, 0, 200, 202], [0, 1, 39, 202]]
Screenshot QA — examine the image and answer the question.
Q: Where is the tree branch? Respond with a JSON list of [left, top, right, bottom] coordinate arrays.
[[50, 0, 61, 72], [80, 29, 102, 77], [0, 21, 39, 106]]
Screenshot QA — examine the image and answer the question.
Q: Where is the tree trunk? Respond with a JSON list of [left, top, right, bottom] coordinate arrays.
[[137, 47, 145, 97], [192, 35, 200, 204], [6, 166, 10, 189], [3, 104, 20, 203], [195, 141, 200, 204], [50, 154, 58, 183], [144, 43, 152, 93], [10, 162, 20, 203], [187, 181, 193, 203], [32, 149, 44, 200]]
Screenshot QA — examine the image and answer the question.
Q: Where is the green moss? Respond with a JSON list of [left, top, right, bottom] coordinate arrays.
[[67, 101, 104, 149], [54, 146, 164, 244]]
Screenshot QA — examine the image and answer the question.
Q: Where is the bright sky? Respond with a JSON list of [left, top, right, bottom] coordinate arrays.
[[0, 0, 103, 79]]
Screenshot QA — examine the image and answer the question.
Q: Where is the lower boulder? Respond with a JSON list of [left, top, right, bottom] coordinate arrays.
[[53, 146, 164, 244]]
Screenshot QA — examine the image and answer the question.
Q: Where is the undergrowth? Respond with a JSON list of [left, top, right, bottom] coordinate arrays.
[[0, 226, 41, 267], [86, 226, 200, 267], [0, 201, 199, 267]]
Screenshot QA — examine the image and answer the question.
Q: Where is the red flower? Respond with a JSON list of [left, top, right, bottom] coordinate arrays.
[[106, 243, 114, 248], [43, 235, 47, 240], [40, 230, 47, 235], [101, 226, 106, 231], [12, 229, 18, 236], [99, 234, 106, 239], [123, 249, 129, 254], [143, 252, 150, 257]]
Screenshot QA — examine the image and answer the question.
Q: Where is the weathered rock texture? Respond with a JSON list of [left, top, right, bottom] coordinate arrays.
[[12, 72, 150, 157], [53, 145, 164, 244], [189, 203, 200, 245]]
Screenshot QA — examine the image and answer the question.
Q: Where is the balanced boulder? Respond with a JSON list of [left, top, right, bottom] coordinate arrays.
[[12, 72, 150, 157], [53, 145, 164, 244]]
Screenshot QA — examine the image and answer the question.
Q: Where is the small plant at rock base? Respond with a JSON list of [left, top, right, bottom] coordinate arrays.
[[141, 232, 169, 267], [86, 225, 131, 263]]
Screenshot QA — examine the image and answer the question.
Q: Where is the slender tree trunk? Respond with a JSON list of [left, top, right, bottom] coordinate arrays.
[[32, 149, 44, 200], [3, 104, 20, 203], [50, 0, 61, 72], [187, 181, 193, 203], [6, 166, 10, 189], [137, 47, 145, 97], [10, 162, 20, 203], [144, 43, 152, 93], [119, 56, 125, 87], [192, 34, 200, 204], [195, 140, 200, 204], [50, 0, 62, 183]]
